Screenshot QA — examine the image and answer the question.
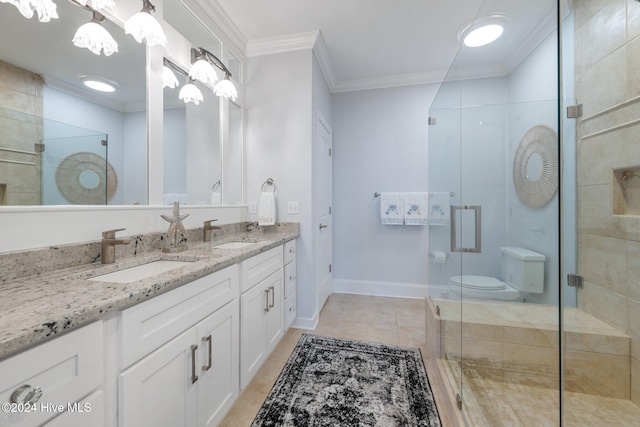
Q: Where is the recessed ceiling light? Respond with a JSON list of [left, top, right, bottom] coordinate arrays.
[[459, 14, 509, 48], [79, 74, 118, 92]]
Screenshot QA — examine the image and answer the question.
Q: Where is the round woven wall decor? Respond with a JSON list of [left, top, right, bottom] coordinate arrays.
[[513, 125, 558, 209], [55, 152, 117, 205]]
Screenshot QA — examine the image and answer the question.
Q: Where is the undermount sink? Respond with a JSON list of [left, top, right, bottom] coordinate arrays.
[[88, 260, 194, 283], [213, 241, 256, 249]]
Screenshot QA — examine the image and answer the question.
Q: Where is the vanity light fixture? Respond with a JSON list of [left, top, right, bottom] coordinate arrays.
[[459, 14, 509, 48], [162, 58, 181, 89], [189, 52, 218, 86], [72, 8, 118, 56], [73, 0, 115, 10], [79, 74, 117, 92], [191, 47, 238, 101], [124, 0, 167, 47], [179, 78, 204, 105], [1, 0, 58, 22]]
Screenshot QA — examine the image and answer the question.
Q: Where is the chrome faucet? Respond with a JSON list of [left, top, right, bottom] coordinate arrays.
[[101, 228, 130, 264], [203, 219, 221, 242], [246, 222, 259, 232]]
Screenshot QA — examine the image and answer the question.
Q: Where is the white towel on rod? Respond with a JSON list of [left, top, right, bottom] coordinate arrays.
[[404, 192, 429, 225], [258, 191, 276, 226], [380, 192, 404, 225], [428, 192, 451, 226], [210, 191, 221, 206]]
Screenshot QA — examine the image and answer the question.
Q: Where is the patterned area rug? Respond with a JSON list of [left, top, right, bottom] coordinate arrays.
[[251, 334, 441, 427]]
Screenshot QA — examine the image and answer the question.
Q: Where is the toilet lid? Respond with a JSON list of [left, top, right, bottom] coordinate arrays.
[[449, 275, 506, 291]]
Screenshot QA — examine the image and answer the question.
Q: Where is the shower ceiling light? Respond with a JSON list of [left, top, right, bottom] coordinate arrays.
[[79, 74, 117, 92], [124, 0, 167, 47], [459, 14, 509, 48]]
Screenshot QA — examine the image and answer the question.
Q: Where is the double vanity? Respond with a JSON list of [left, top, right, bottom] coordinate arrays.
[[0, 223, 298, 427]]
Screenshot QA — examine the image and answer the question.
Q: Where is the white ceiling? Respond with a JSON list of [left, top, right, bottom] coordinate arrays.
[[210, 0, 558, 91]]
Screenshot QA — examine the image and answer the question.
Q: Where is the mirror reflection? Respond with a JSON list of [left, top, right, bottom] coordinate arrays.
[[0, 0, 147, 206]]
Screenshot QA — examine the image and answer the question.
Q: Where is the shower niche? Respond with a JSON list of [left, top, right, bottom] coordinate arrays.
[[613, 167, 640, 216]]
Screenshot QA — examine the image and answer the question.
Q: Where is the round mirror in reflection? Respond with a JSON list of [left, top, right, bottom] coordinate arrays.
[[513, 125, 558, 208]]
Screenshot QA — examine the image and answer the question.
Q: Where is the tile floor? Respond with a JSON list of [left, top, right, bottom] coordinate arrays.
[[219, 293, 445, 426]]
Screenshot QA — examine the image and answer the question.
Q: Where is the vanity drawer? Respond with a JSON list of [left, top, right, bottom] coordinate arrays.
[[284, 261, 296, 297], [119, 264, 239, 369], [0, 321, 103, 427], [284, 239, 296, 265], [240, 246, 283, 293]]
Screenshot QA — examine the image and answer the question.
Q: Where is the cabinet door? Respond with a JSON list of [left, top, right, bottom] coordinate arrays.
[[264, 269, 284, 353], [44, 390, 104, 427], [119, 329, 198, 427], [197, 301, 239, 427], [240, 282, 268, 389]]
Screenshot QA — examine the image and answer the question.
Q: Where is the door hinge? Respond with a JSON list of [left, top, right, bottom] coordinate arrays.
[[34, 143, 45, 152], [329, 264, 332, 273], [329, 206, 332, 215], [428, 117, 436, 125], [101, 139, 108, 146], [456, 393, 462, 410], [329, 148, 332, 157], [567, 273, 584, 288], [566, 104, 583, 119]]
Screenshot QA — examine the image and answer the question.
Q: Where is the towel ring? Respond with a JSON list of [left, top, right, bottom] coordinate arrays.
[[261, 178, 277, 193], [212, 180, 221, 191]]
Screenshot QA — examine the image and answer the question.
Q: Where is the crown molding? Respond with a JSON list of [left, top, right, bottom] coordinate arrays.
[[312, 31, 336, 91], [245, 30, 320, 58], [193, 0, 248, 52], [332, 70, 448, 93]]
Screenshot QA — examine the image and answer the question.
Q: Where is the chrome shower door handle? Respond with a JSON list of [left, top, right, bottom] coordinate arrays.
[[450, 205, 482, 253]]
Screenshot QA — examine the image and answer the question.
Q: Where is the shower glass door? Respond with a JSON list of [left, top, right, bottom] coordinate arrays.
[[427, 0, 562, 425]]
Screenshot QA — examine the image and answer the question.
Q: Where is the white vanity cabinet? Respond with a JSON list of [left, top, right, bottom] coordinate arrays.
[[118, 265, 240, 427], [283, 239, 297, 330], [0, 321, 104, 427], [240, 246, 284, 389]]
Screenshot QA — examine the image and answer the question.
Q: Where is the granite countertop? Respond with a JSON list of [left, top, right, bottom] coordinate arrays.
[[0, 230, 298, 360]]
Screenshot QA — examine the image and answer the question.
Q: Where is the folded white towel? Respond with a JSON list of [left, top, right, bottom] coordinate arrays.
[[210, 191, 221, 206], [428, 192, 450, 226], [163, 193, 187, 205], [258, 191, 276, 226], [404, 192, 429, 225], [380, 192, 404, 225]]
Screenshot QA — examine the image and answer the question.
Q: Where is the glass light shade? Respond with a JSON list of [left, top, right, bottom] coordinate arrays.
[[189, 59, 218, 85], [214, 79, 237, 101], [463, 24, 504, 47], [162, 66, 179, 88], [124, 11, 167, 47], [83, 79, 116, 92], [4, 0, 58, 22], [73, 21, 118, 56], [179, 83, 203, 105]]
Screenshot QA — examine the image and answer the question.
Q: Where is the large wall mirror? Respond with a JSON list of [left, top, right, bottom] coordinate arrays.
[[0, 0, 147, 206]]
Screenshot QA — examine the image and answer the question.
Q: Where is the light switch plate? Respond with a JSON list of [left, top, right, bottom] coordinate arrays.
[[249, 202, 257, 214], [288, 201, 299, 215]]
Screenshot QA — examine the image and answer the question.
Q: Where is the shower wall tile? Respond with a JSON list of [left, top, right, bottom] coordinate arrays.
[[579, 0, 627, 71], [577, 130, 627, 186], [580, 234, 628, 295], [632, 357, 640, 405], [574, 0, 616, 35], [627, 241, 640, 301], [565, 330, 630, 355], [627, 299, 640, 359], [578, 46, 627, 117], [581, 280, 629, 332], [628, 0, 640, 41], [626, 36, 640, 98], [578, 184, 626, 239], [503, 326, 558, 349], [565, 350, 630, 398]]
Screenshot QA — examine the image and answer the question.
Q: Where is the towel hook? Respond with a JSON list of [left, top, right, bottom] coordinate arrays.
[[212, 180, 221, 191], [261, 178, 277, 193]]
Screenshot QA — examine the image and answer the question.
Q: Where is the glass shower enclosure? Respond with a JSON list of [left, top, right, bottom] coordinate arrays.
[[425, 0, 640, 425]]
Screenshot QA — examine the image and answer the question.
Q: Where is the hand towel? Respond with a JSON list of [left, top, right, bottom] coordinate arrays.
[[428, 192, 450, 226], [404, 192, 429, 225], [258, 191, 276, 226], [380, 192, 404, 225], [210, 191, 221, 205]]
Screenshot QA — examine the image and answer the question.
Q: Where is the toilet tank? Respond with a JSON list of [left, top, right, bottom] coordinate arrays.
[[499, 246, 545, 293]]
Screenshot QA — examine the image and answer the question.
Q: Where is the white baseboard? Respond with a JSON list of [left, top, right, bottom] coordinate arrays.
[[291, 313, 319, 330], [333, 279, 430, 299]]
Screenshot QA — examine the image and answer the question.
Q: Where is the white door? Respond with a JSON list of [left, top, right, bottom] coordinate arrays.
[[317, 115, 333, 311], [119, 329, 198, 427], [197, 300, 239, 427]]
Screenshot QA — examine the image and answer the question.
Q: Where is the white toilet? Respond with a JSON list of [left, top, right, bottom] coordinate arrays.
[[448, 246, 545, 301]]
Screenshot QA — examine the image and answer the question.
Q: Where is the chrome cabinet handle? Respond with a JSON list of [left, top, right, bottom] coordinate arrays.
[[269, 286, 275, 308], [190, 344, 198, 384], [10, 385, 43, 404], [264, 289, 270, 312], [319, 224, 328, 230], [202, 335, 212, 371]]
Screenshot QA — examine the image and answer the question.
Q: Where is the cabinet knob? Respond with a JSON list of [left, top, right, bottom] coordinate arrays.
[[10, 385, 43, 405]]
